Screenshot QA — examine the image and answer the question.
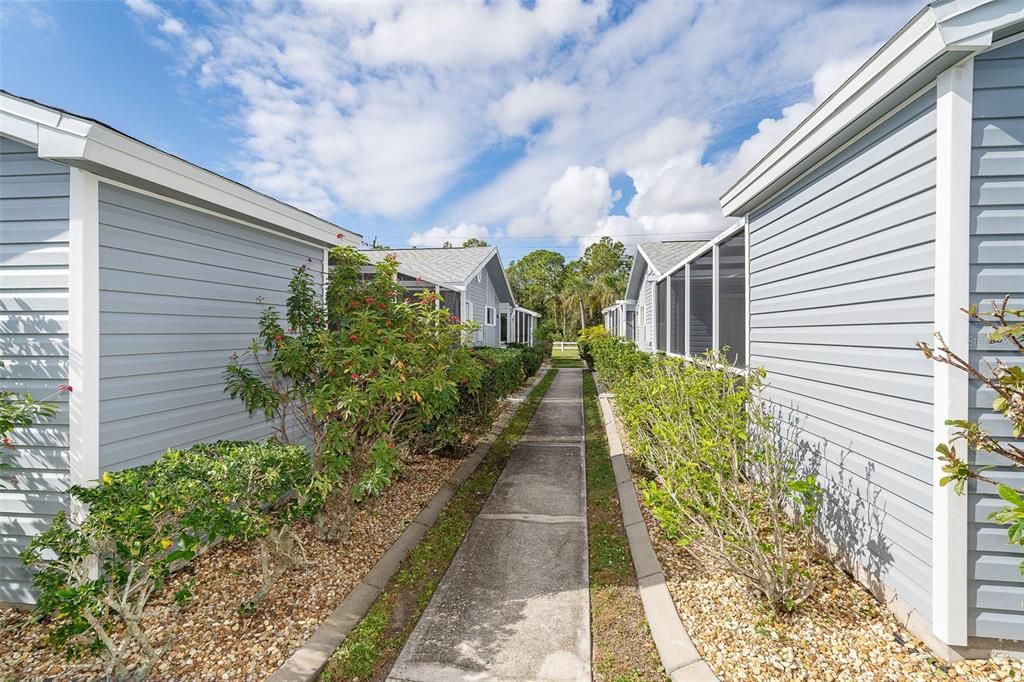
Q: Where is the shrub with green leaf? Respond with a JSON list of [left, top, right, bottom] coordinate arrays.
[[1, 360, 63, 483], [591, 337, 821, 612], [23, 440, 308, 678], [224, 247, 479, 541], [919, 297, 1024, 574]]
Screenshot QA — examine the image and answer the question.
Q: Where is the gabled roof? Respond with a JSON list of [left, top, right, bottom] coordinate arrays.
[[636, 241, 707, 277], [0, 90, 361, 246], [721, 0, 1024, 217], [361, 246, 516, 304]]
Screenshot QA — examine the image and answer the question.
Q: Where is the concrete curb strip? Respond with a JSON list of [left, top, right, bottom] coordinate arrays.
[[596, 392, 721, 682], [268, 367, 550, 682]]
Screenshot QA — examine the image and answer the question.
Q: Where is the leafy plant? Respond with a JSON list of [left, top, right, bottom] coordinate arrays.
[[0, 361, 65, 487], [224, 247, 479, 541], [919, 297, 1024, 573], [23, 441, 308, 678], [591, 338, 821, 612]]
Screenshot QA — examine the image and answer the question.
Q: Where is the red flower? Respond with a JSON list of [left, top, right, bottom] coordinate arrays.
[[386, 442, 394, 449], [378, 303, 386, 310], [365, 297, 374, 305], [349, 334, 359, 343], [57, 384, 73, 393], [368, 369, 377, 378], [1, 436, 14, 450], [450, 315, 460, 323], [415, 277, 421, 283], [274, 335, 283, 342], [336, 232, 344, 239], [350, 300, 360, 309], [350, 373, 359, 380]]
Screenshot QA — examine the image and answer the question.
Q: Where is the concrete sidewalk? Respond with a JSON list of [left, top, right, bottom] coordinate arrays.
[[388, 369, 590, 682]]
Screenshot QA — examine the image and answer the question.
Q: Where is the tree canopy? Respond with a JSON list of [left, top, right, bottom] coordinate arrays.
[[506, 237, 629, 339]]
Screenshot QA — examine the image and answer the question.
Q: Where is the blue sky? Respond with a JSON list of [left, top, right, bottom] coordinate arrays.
[[1, 0, 919, 261]]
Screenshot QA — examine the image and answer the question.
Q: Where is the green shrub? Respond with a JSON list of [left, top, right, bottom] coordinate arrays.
[[506, 343, 544, 377], [23, 440, 309, 678], [577, 325, 608, 369], [593, 343, 820, 613], [225, 248, 479, 541]]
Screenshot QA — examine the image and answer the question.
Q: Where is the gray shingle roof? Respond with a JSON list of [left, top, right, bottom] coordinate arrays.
[[360, 246, 496, 286], [637, 241, 707, 275]]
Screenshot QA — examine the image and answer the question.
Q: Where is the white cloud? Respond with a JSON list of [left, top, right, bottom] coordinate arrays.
[[491, 79, 583, 140], [350, 0, 608, 67], [408, 223, 490, 248], [125, 0, 918, 242]]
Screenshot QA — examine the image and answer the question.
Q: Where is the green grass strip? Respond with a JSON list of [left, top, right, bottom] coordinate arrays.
[[321, 369, 559, 681], [583, 371, 665, 681]]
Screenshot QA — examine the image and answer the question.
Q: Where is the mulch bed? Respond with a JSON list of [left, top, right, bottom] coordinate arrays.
[[610, 406, 1024, 682], [0, 452, 463, 681]]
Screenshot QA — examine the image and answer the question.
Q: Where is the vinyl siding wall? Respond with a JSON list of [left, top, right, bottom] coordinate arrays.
[[0, 138, 70, 604], [748, 88, 938, 621], [465, 270, 501, 347], [97, 185, 324, 471], [966, 39, 1024, 641], [637, 269, 656, 353]]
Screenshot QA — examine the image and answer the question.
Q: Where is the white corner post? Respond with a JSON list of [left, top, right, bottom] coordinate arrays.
[[932, 58, 973, 647], [743, 216, 751, 367], [665, 278, 672, 354], [68, 168, 100, 521], [684, 265, 691, 357], [711, 244, 720, 352]]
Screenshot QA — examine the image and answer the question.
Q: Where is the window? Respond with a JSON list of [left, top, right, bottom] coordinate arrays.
[[688, 252, 713, 356], [500, 312, 508, 342], [670, 270, 686, 355], [485, 305, 496, 326], [718, 231, 746, 366]]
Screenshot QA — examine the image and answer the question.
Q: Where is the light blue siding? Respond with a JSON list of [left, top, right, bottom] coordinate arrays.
[[0, 137, 70, 604], [748, 89, 938, 621], [465, 269, 502, 347], [966, 39, 1024, 641], [97, 185, 324, 471]]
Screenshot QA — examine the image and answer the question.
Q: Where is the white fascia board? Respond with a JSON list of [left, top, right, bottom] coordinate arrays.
[[721, 7, 943, 216], [0, 92, 360, 247], [720, 0, 1019, 218], [634, 244, 662, 277], [934, 0, 1024, 47], [658, 221, 745, 282]]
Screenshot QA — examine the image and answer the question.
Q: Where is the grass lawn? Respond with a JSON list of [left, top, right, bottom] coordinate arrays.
[[582, 371, 665, 681], [321, 369, 558, 681]]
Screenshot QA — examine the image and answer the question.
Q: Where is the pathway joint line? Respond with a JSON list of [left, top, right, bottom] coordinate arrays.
[[478, 512, 586, 524], [268, 369, 550, 682], [388, 368, 591, 682], [597, 392, 721, 682]]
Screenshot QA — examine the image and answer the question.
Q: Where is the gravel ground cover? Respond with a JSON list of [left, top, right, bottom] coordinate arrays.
[[0, 452, 462, 681], [609, 405, 1024, 682]]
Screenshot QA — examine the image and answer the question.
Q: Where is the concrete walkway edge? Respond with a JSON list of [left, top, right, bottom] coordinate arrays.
[[597, 392, 721, 682], [268, 367, 551, 682]]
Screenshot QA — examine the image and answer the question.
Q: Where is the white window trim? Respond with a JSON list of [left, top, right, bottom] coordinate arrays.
[[485, 305, 496, 327]]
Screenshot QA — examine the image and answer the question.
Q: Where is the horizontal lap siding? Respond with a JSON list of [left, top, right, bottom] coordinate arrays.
[[966, 40, 1024, 641], [0, 137, 70, 604], [97, 185, 324, 471], [748, 89, 937, 621]]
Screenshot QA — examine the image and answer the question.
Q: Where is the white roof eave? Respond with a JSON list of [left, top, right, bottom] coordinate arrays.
[[0, 92, 361, 247], [719, 0, 1022, 218]]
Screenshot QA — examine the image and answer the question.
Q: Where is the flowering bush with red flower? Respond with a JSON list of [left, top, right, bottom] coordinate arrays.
[[224, 246, 481, 541], [1, 361, 61, 484]]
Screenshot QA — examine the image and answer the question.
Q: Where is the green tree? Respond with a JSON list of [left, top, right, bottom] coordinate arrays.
[[462, 238, 489, 247], [507, 249, 565, 318]]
